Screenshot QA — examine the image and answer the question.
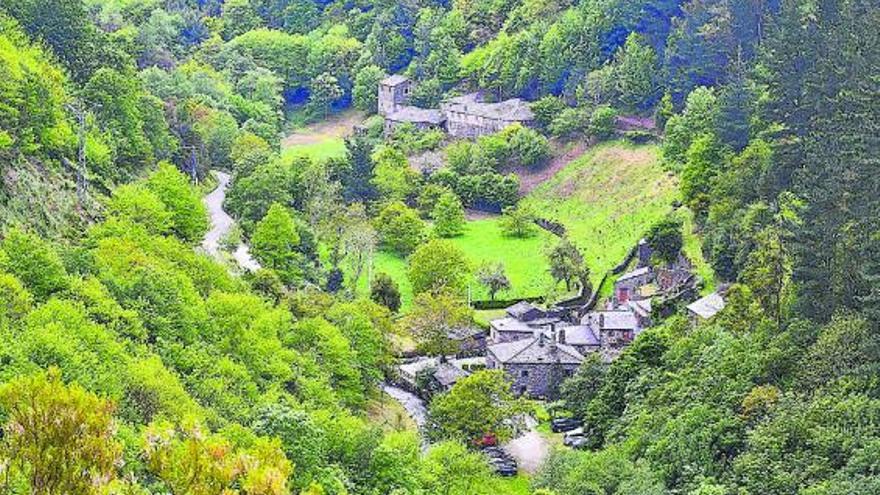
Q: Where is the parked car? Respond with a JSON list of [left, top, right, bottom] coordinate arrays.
[[563, 429, 584, 447], [568, 435, 589, 450], [551, 417, 583, 433], [480, 446, 518, 476]]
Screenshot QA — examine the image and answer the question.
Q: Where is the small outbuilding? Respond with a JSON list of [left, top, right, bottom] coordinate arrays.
[[687, 292, 726, 321]]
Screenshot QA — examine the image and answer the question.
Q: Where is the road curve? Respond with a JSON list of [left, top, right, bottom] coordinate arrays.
[[202, 170, 260, 271]]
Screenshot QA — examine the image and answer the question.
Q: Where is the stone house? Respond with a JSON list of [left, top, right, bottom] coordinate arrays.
[[687, 292, 726, 322], [378, 75, 534, 137], [613, 267, 654, 305], [583, 310, 640, 349], [446, 327, 487, 357], [486, 331, 584, 398], [440, 93, 535, 138], [488, 301, 556, 343], [489, 316, 536, 343], [397, 356, 483, 396]]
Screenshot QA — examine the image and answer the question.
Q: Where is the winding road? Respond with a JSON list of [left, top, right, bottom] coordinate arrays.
[[201, 170, 260, 271]]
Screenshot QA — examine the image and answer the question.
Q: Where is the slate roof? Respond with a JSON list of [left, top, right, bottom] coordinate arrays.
[[616, 266, 652, 283], [584, 310, 639, 331], [490, 317, 535, 333], [687, 292, 726, 319], [628, 299, 652, 318], [399, 358, 435, 379], [557, 325, 600, 347], [447, 327, 485, 341], [386, 106, 446, 125], [506, 301, 542, 319], [434, 362, 469, 387], [488, 337, 584, 365], [601, 311, 639, 330], [442, 93, 535, 122], [381, 74, 409, 86]]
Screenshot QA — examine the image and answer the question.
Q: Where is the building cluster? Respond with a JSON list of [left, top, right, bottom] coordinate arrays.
[[395, 239, 728, 399], [378, 75, 535, 138]]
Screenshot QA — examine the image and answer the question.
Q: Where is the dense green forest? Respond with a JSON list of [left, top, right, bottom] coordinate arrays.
[[0, 0, 878, 494]]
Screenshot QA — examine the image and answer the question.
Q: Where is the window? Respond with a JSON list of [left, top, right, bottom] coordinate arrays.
[[521, 370, 529, 378]]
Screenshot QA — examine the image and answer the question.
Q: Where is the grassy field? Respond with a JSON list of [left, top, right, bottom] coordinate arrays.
[[281, 137, 347, 162], [521, 141, 681, 287], [358, 217, 560, 312], [279, 109, 361, 162]]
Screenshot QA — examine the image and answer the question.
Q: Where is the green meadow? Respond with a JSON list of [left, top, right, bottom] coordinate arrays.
[[281, 136, 347, 162], [352, 140, 713, 312], [358, 217, 558, 312]]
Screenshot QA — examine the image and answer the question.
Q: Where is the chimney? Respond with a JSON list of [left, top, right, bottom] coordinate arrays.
[[599, 313, 605, 329], [538, 331, 545, 347], [558, 327, 566, 345]]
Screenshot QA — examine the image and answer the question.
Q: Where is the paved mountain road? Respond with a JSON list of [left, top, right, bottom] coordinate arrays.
[[201, 170, 260, 271]]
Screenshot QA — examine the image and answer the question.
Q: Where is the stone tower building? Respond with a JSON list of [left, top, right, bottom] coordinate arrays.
[[378, 75, 412, 116]]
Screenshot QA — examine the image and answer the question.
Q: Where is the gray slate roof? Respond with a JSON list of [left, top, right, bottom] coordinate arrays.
[[584, 310, 639, 331], [628, 299, 652, 318], [442, 93, 535, 122], [490, 317, 535, 333], [506, 301, 542, 319], [616, 266, 652, 283], [687, 292, 725, 319], [381, 74, 409, 86], [488, 337, 584, 365], [557, 325, 600, 347], [434, 362, 469, 387], [386, 105, 446, 125], [447, 327, 485, 341]]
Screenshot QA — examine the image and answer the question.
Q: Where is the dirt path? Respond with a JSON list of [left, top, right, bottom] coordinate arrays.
[[504, 417, 551, 474], [515, 140, 591, 195], [281, 110, 364, 148]]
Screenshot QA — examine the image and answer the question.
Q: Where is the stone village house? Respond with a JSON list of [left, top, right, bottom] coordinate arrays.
[[483, 302, 650, 397], [486, 329, 584, 398], [378, 75, 535, 137]]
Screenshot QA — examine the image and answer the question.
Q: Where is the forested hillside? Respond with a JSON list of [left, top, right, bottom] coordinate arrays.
[[0, 0, 878, 494]]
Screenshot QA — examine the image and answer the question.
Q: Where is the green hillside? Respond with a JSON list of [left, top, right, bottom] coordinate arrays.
[[521, 141, 677, 285]]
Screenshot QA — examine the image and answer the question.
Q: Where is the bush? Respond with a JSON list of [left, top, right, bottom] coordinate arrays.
[[499, 204, 538, 238], [549, 107, 588, 138], [507, 125, 551, 168], [588, 105, 618, 140], [531, 96, 567, 130], [370, 273, 401, 313], [623, 130, 656, 144]]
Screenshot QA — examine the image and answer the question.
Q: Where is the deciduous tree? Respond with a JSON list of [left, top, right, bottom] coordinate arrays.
[[0, 369, 121, 495]]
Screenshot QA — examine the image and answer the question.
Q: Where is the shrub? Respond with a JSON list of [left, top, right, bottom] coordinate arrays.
[[588, 105, 618, 140]]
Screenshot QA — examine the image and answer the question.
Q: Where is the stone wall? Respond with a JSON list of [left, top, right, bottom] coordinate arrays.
[[501, 361, 577, 398], [445, 111, 516, 138]]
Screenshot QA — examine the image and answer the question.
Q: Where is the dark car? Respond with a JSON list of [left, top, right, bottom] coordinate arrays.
[[551, 417, 583, 433], [495, 463, 518, 477], [481, 446, 518, 476]]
